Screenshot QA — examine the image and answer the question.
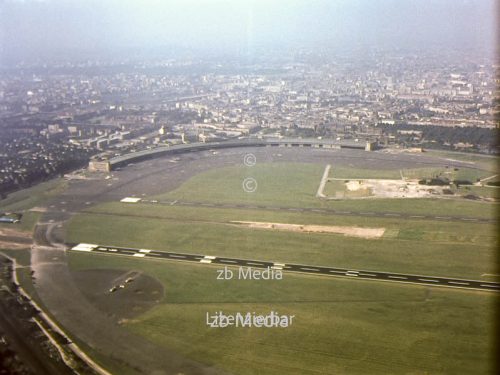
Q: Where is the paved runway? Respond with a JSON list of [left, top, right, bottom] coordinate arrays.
[[31, 147, 497, 373], [135, 198, 496, 224], [69, 244, 500, 292]]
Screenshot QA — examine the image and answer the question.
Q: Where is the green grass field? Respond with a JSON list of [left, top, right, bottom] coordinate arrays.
[[66, 205, 497, 281], [0, 178, 67, 212], [154, 162, 325, 207], [69, 252, 498, 375], [64, 159, 499, 374], [147, 163, 496, 217], [0, 178, 66, 233], [67, 162, 497, 281], [424, 150, 498, 172]]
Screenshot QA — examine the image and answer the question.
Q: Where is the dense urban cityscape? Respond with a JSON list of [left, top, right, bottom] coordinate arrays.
[[1, 48, 498, 195], [0, 0, 498, 374]]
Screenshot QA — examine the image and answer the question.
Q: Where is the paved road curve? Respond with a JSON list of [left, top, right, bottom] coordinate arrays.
[[69, 244, 500, 292]]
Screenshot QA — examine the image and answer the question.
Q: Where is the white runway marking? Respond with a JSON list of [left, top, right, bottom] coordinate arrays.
[[480, 284, 500, 289], [200, 255, 216, 264], [71, 243, 97, 252]]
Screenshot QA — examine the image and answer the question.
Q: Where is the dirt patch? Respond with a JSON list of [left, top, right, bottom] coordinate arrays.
[[231, 221, 385, 239], [71, 269, 164, 320], [345, 180, 362, 191], [0, 228, 31, 238], [0, 229, 32, 248], [0, 240, 31, 249], [329, 178, 447, 199]]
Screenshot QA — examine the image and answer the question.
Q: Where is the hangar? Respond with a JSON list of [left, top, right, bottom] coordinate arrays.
[[89, 138, 378, 171]]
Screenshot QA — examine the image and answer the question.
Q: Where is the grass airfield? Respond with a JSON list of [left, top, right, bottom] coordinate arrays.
[[68, 252, 497, 375], [65, 159, 499, 374]]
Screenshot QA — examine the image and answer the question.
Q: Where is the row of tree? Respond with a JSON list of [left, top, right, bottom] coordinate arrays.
[[378, 123, 499, 152]]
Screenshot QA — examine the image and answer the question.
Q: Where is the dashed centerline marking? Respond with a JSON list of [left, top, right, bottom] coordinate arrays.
[[448, 281, 470, 286], [68, 244, 500, 292]]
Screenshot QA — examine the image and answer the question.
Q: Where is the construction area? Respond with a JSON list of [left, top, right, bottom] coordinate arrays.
[[317, 164, 498, 200]]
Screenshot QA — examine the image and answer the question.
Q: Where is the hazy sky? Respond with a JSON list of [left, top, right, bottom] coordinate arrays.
[[0, 0, 497, 63]]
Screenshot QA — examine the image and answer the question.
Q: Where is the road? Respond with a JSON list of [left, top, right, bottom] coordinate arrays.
[[69, 244, 500, 293], [0, 257, 75, 375]]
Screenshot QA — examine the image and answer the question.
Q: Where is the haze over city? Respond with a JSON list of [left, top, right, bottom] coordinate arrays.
[[0, 1, 498, 375], [1, 0, 497, 64]]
